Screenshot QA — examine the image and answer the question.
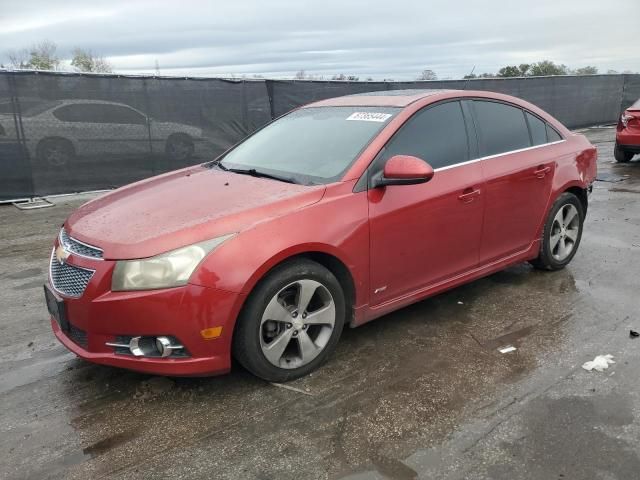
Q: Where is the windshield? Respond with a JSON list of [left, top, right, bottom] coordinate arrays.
[[219, 106, 399, 184]]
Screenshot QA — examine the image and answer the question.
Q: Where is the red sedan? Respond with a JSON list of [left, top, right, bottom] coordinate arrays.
[[615, 98, 640, 162], [45, 90, 597, 382]]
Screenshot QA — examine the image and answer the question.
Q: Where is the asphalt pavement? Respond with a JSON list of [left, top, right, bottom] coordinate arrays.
[[1, 127, 639, 480]]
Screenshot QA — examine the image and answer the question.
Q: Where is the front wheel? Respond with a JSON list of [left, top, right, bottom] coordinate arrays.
[[530, 192, 584, 271], [614, 144, 633, 163], [233, 259, 345, 382]]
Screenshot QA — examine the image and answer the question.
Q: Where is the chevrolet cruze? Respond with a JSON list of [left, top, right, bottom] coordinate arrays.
[[45, 89, 597, 382]]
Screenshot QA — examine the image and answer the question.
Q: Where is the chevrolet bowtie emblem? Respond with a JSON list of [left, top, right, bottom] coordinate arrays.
[[55, 245, 70, 265]]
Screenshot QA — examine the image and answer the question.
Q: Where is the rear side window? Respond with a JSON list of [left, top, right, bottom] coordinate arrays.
[[377, 101, 469, 169], [526, 112, 547, 146], [546, 124, 562, 142], [473, 101, 531, 156]]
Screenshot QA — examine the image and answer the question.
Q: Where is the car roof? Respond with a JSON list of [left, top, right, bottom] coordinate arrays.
[[304, 89, 457, 108]]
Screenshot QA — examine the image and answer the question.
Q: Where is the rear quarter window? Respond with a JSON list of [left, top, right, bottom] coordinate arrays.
[[546, 124, 562, 142]]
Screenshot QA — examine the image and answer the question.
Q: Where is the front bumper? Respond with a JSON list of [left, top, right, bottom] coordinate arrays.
[[48, 243, 245, 376]]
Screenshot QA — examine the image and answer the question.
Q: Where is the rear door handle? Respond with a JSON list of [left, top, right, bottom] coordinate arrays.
[[458, 187, 481, 203], [534, 165, 551, 178]]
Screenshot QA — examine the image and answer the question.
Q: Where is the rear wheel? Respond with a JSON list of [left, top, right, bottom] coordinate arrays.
[[614, 144, 633, 163], [530, 192, 584, 271], [233, 259, 345, 382]]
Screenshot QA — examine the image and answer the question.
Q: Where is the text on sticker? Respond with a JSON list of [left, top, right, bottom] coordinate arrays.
[[346, 112, 392, 122]]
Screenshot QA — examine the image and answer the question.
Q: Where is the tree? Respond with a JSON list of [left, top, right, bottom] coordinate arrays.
[[518, 63, 531, 76], [497, 65, 522, 77], [26, 40, 60, 70], [331, 73, 346, 81], [71, 48, 113, 73], [346, 75, 359, 81], [6, 48, 29, 69], [294, 69, 307, 80], [529, 60, 568, 76], [573, 66, 598, 75], [417, 69, 437, 81]]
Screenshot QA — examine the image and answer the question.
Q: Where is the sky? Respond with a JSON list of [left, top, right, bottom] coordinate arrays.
[[0, 0, 639, 80]]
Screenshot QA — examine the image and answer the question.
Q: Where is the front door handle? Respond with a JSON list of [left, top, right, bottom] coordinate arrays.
[[458, 187, 481, 203], [534, 165, 551, 178]]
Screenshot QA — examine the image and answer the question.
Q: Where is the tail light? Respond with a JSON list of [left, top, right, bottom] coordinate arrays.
[[621, 113, 632, 128]]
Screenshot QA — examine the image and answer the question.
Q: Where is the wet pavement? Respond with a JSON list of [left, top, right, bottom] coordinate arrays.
[[1, 127, 639, 480]]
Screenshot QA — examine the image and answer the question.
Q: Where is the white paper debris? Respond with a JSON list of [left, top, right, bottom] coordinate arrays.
[[457, 301, 464, 305], [499, 346, 517, 354], [582, 354, 615, 372]]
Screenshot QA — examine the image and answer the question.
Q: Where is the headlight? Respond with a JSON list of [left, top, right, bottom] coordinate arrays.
[[111, 234, 234, 291]]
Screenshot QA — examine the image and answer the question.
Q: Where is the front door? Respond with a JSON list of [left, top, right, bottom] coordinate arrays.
[[368, 100, 485, 306]]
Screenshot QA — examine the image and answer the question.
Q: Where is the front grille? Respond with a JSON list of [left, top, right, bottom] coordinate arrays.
[[68, 323, 88, 348], [59, 229, 103, 259], [49, 250, 95, 298]]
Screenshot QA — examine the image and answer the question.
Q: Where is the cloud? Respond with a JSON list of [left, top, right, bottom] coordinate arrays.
[[1, 0, 638, 78]]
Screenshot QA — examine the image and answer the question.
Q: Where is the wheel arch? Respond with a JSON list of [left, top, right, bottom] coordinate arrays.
[[564, 185, 588, 214], [534, 180, 589, 240], [231, 248, 358, 341], [35, 136, 78, 155], [166, 132, 194, 144]]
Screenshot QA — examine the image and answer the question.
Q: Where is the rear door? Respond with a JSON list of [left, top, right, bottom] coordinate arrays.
[[471, 100, 558, 264], [368, 100, 485, 305]]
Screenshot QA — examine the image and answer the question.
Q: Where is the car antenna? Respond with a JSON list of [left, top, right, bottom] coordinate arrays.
[[462, 66, 476, 90]]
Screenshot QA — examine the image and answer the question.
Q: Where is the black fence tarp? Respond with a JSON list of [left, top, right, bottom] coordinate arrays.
[[1, 71, 639, 201]]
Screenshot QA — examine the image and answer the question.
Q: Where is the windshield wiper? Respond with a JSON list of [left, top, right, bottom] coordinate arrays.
[[218, 164, 298, 184]]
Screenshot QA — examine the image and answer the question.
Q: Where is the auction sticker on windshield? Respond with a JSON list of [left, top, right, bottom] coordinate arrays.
[[346, 112, 393, 122]]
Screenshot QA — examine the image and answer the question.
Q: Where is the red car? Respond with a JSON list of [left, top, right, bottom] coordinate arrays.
[[615, 98, 640, 162], [45, 90, 597, 382]]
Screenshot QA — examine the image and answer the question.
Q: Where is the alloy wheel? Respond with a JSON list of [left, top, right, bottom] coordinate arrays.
[[259, 279, 336, 369], [550, 204, 580, 261]]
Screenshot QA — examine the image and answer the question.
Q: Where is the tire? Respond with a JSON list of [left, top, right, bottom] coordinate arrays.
[[36, 138, 75, 167], [233, 259, 346, 382], [614, 144, 633, 163], [530, 192, 585, 271], [165, 134, 194, 162]]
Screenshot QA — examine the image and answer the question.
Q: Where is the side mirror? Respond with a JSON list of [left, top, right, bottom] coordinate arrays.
[[371, 155, 434, 188]]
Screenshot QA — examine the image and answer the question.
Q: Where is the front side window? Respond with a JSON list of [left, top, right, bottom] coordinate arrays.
[[474, 100, 531, 157], [374, 101, 469, 170], [220, 106, 399, 184]]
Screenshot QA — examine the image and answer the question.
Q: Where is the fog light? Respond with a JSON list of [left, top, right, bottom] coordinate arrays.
[[106, 335, 186, 357], [155, 336, 172, 358]]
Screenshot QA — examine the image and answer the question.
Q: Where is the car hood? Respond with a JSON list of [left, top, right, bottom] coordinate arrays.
[[66, 166, 326, 259]]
